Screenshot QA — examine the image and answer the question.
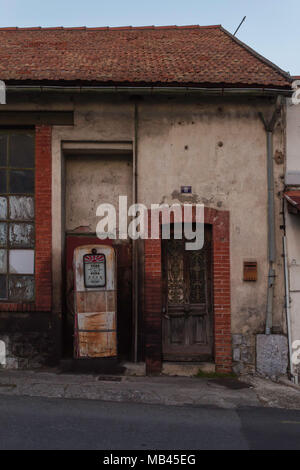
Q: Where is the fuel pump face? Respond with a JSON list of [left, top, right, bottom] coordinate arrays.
[[83, 252, 106, 288]]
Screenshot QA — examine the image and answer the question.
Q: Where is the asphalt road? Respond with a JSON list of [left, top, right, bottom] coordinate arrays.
[[0, 395, 300, 450]]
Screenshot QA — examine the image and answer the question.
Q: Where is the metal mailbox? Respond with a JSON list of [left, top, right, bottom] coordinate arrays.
[[73, 245, 117, 358]]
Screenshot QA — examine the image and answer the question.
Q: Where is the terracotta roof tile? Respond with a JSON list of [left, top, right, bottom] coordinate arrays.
[[0, 25, 291, 88]]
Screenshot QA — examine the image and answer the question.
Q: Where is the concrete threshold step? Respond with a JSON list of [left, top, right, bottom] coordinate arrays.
[[58, 360, 215, 377], [59, 358, 126, 375], [162, 362, 216, 377]]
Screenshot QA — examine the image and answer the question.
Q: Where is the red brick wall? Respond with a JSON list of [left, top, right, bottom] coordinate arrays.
[[207, 208, 232, 373], [144, 238, 162, 375], [144, 206, 232, 374], [0, 125, 52, 313], [35, 125, 52, 312]]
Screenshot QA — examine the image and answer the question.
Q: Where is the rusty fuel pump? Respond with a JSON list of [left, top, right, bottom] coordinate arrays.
[[73, 245, 117, 359]]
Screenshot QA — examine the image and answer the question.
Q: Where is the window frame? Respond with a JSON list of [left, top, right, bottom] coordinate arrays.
[[0, 130, 36, 303]]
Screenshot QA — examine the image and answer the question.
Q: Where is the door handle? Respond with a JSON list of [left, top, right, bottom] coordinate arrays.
[[162, 308, 170, 320]]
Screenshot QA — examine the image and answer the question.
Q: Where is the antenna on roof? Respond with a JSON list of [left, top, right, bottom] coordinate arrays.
[[233, 16, 246, 36]]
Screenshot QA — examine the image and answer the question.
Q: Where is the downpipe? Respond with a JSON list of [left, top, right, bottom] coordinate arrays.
[[133, 103, 139, 363], [266, 129, 276, 335], [259, 108, 280, 336]]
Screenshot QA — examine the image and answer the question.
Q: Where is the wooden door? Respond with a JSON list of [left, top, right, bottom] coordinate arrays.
[[162, 227, 213, 361]]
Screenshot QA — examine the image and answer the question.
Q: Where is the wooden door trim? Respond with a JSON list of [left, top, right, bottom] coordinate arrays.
[[162, 230, 213, 361]]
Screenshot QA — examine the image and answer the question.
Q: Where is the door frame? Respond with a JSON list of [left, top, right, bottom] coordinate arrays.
[[161, 227, 213, 361], [144, 206, 231, 375]]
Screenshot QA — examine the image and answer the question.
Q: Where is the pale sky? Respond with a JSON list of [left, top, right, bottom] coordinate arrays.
[[0, 0, 299, 75]]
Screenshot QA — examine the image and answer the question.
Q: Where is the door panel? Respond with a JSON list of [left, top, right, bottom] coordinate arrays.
[[162, 227, 213, 361]]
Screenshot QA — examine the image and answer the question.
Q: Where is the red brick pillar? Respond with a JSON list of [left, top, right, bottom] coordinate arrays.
[[213, 211, 232, 373], [144, 238, 162, 375], [35, 125, 52, 312]]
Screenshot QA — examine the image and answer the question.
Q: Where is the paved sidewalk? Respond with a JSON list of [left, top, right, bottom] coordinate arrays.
[[0, 369, 300, 409]]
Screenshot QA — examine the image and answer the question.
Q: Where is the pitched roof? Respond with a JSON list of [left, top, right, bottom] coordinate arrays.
[[0, 25, 291, 88]]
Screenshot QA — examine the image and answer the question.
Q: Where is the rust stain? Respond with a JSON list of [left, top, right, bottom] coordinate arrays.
[[78, 332, 117, 358], [78, 312, 116, 331], [76, 291, 107, 313]]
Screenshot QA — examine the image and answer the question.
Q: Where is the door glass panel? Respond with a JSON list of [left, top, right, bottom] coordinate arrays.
[[10, 134, 35, 168], [188, 250, 206, 304], [0, 249, 7, 274], [9, 170, 34, 194], [0, 169, 7, 193], [9, 196, 34, 220], [0, 135, 7, 166], [167, 239, 185, 305], [9, 275, 34, 302], [0, 274, 7, 299], [0, 197, 7, 220], [0, 223, 7, 246], [9, 249, 34, 274], [9, 223, 34, 248]]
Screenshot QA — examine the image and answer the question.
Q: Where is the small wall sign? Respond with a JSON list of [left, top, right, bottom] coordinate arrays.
[[181, 186, 192, 194], [83, 253, 106, 288]]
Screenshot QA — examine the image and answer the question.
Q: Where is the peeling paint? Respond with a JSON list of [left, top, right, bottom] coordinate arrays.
[[0, 249, 7, 274], [9, 197, 34, 221], [0, 197, 7, 220], [9, 223, 34, 248], [171, 190, 200, 204], [0, 223, 7, 246]]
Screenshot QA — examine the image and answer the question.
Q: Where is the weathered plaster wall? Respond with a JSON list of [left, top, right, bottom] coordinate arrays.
[[0, 93, 287, 371], [65, 154, 133, 233], [52, 95, 286, 371], [137, 99, 285, 337]]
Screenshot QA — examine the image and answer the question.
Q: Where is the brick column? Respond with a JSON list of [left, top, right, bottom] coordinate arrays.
[[144, 238, 162, 375], [35, 125, 52, 312], [212, 211, 232, 373]]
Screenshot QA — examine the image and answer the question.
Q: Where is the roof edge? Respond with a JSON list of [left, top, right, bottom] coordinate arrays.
[[5, 84, 292, 96], [0, 24, 221, 31], [220, 26, 292, 84]]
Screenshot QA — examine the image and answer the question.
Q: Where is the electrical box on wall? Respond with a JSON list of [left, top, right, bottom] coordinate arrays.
[[243, 261, 258, 282]]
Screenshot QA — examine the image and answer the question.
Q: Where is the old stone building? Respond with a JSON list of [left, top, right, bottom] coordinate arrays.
[[0, 25, 292, 375]]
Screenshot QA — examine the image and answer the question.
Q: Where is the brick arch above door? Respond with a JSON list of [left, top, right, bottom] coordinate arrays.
[[144, 206, 231, 375]]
